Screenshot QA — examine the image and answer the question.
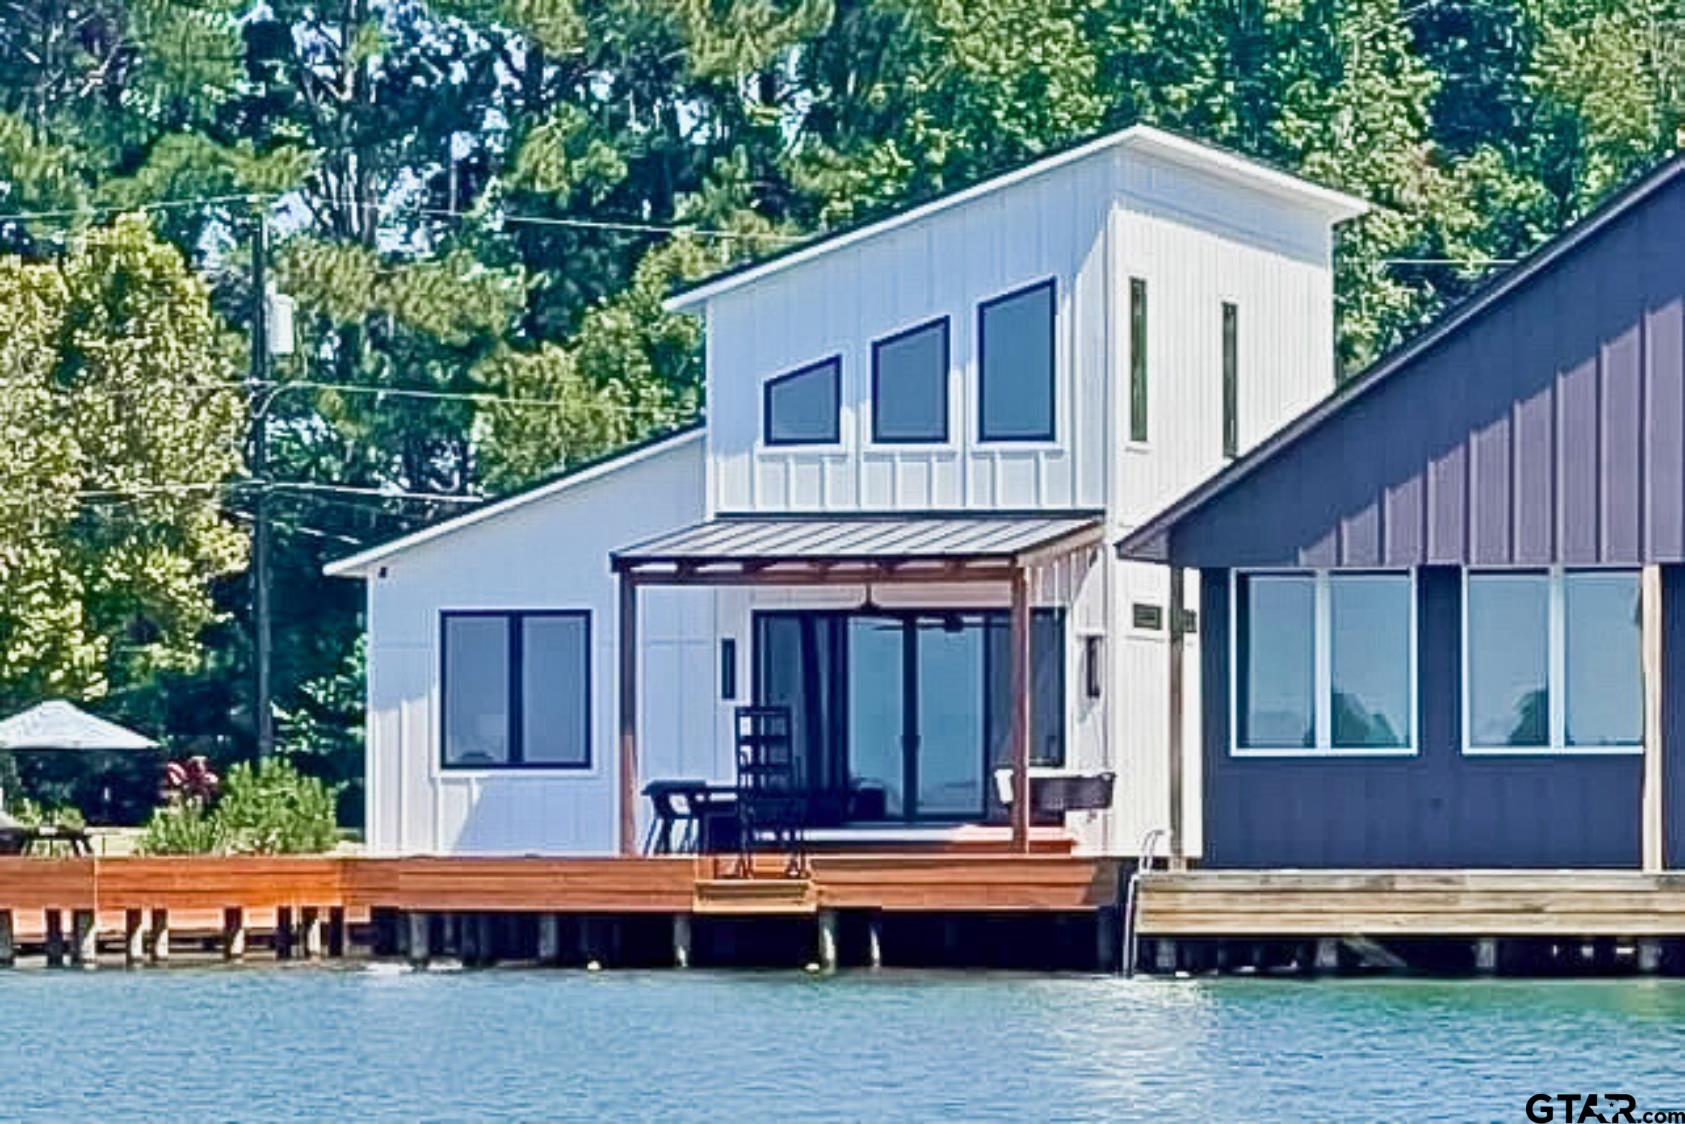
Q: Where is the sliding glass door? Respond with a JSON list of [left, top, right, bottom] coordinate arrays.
[[755, 609, 1058, 823], [915, 619, 987, 818], [847, 616, 907, 817]]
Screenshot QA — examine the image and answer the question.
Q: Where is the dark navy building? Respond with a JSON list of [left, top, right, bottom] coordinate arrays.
[[1119, 155, 1685, 870]]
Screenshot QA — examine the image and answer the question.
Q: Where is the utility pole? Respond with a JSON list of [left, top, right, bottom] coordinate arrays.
[[250, 208, 274, 759]]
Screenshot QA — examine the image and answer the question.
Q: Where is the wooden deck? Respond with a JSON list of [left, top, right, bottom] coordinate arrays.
[[1136, 870, 1685, 937], [0, 852, 1120, 934]]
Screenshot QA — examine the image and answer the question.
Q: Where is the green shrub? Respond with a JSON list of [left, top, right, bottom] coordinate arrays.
[[10, 797, 86, 830], [138, 757, 339, 856], [214, 758, 339, 855], [140, 800, 227, 855]]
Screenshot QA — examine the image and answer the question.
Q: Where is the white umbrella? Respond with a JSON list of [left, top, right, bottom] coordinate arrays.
[[0, 700, 158, 752], [0, 701, 159, 812]]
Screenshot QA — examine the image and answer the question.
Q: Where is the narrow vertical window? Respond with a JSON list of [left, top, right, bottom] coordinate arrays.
[[1129, 278, 1148, 443], [1222, 301, 1239, 458], [1235, 573, 1316, 749], [1466, 572, 1550, 748], [720, 637, 738, 701], [1564, 571, 1641, 746]]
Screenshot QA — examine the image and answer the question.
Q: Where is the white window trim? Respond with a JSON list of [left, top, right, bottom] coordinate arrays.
[[1461, 565, 1644, 757], [1229, 568, 1418, 758]]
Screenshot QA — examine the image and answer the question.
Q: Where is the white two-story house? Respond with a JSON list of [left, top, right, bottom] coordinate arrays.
[[326, 125, 1366, 858]]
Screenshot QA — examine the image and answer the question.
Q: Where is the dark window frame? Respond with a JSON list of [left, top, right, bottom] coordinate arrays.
[[1129, 277, 1149, 443], [977, 277, 1057, 443], [440, 609, 593, 771], [750, 605, 1067, 824], [1222, 300, 1239, 459], [762, 355, 842, 447], [870, 316, 951, 445]]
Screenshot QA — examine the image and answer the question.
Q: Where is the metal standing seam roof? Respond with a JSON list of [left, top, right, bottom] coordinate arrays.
[[612, 512, 1103, 569]]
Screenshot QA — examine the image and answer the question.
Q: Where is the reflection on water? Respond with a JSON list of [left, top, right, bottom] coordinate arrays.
[[5, 968, 1685, 1120]]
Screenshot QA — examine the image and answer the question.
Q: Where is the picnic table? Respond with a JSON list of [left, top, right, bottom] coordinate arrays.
[[0, 819, 93, 857]]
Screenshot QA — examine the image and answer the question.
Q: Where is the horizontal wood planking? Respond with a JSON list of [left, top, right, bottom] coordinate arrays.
[[98, 857, 345, 911], [0, 858, 95, 910], [813, 856, 1119, 911], [1139, 871, 1685, 936], [344, 857, 700, 912]]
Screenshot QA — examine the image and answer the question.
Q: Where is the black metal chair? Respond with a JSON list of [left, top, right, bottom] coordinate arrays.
[[642, 780, 698, 855], [733, 706, 807, 877]]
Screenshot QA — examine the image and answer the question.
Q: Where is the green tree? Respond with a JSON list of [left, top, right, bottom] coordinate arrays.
[[0, 216, 246, 710]]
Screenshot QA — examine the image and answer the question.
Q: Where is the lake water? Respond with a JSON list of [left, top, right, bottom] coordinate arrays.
[[6, 967, 1685, 1120]]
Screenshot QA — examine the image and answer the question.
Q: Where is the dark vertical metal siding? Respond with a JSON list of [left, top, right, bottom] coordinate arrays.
[[1174, 176, 1685, 569], [1665, 564, 1685, 868], [1201, 567, 1642, 868]]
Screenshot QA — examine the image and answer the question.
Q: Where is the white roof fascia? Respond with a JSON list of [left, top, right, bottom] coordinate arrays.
[[323, 427, 704, 578], [664, 125, 1368, 312]]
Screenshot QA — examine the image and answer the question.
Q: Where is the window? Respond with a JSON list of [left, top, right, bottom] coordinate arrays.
[[978, 279, 1055, 441], [872, 318, 949, 443], [1233, 570, 1415, 755], [1464, 569, 1641, 753], [720, 637, 738, 701], [763, 356, 840, 445], [1222, 301, 1239, 458], [442, 610, 591, 769], [987, 607, 1068, 766], [1130, 278, 1148, 443], [1330, 573, 1412, 748], [1083, 634, 1104, 700]]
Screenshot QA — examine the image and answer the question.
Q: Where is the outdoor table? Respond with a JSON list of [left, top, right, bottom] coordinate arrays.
[[642, 780, 738, 854], [0, 823, 92, 857]]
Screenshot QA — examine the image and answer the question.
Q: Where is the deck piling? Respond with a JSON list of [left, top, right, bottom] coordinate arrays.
[[405, 912, 430, 966], [150, 908, 170, 962], [274, 906, 294, 959], [672, 914, 692, 969], [302, 907, 325, 959], [1096, 907, 1120, 973], [816, 910, 839, 972], [124, 909, 146, 965], [222, 908, 246, 961], [537, 914, 561, 965], [1313, 939, 1340, 974], [866, 913, 883, 969], [1474, 938, 1499, 975], [0, 910, 14, 967], [328, 906, 348, 957], [1639, 938, 1663, 974], [71, 909, 97, 968], [44, 910, 65, 967]]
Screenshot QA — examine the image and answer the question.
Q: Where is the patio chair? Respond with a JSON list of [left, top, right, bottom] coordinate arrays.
[[733, 706, 807, 877]]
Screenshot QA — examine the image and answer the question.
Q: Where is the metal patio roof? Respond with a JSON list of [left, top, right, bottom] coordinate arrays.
[[612, 511, 1103, 574]]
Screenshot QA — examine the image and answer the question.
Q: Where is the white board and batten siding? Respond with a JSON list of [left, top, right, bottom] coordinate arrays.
[[358, 432, 714, 855], [705, 147, 1115, 516], [339, 125, 1362, 858]]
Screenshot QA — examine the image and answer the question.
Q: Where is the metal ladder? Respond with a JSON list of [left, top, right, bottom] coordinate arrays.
[[1121, 827, 1168, 978]]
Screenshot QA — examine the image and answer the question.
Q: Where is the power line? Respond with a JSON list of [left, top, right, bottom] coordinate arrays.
[[0, 192, 271, 224], [315, 192, 805, 244]]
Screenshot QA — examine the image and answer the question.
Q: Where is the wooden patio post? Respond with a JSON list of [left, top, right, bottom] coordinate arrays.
[[1167, 565, 1186, 870], [618, 571, 640, 857], [1009, 566, 1032, 853], [1642, 565, 1664, 873]]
